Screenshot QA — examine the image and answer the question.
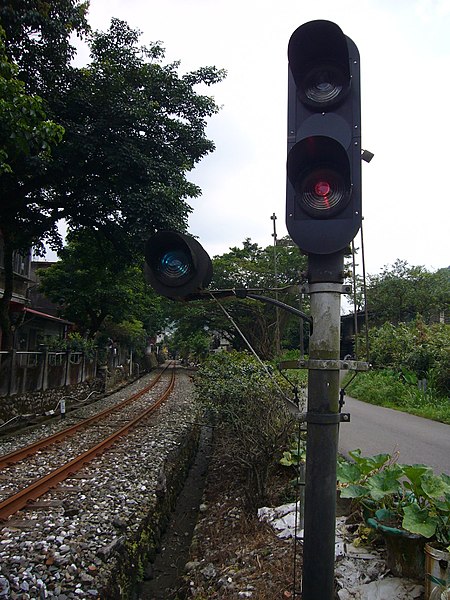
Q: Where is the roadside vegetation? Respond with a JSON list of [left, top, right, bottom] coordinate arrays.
[[341, 260, 449, 423], [344, 323, 450, 423], [194, 351, 295, 510], [346, 369, 449, 424]]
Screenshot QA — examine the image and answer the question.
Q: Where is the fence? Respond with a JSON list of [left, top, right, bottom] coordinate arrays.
[[0, 350, 97, 397]]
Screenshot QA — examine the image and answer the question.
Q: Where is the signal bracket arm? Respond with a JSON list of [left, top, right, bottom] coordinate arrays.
[[186, 288, 313, 325], [235, 290, 313, 325]]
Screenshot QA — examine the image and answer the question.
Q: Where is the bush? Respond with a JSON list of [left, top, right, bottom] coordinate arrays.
[[346, 370, 450, 424], [358, 320, 450, 397], [44, 332, 97, 358], [194, 351, 294, 510]]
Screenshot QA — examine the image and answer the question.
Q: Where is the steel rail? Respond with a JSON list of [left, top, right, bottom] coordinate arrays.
[[0, 363, 172, 469], [0, 367, 176, 521]]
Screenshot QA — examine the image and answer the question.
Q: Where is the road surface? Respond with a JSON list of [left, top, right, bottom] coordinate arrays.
[[338, 396, 450, 475]]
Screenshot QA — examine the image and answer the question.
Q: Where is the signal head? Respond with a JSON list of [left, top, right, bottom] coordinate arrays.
[[286, 20, 361, 255], [145, 231, 212, 299]]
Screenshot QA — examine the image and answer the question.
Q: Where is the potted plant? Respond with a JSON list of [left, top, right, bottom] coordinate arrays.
[[337, 449, 450, 594]]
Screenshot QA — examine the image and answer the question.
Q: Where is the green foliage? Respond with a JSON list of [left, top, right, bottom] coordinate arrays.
[[347, 262, 449, 421], [37, 230, 165, 340], [349, 318, 449, 416], [164, 238, 308, 361], [211, 238, 308, 358], [170, 329, 210, 363], [194, 351, 294, 509], [0, 4, 224, 348], [101, 318, 148, 354], [0, 28, 64, 175], [364, 319, 449, 386], [279, 434, 306, 468], [337, 450, 450, 549], [44, 332, 96, 357], [345, 370, 450, 423], [48, 18, 226, 253], [0, 0, 90, 95], [365, 260, 450, 326]]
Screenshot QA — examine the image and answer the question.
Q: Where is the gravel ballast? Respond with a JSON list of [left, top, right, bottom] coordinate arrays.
[[0, 367, 199, 600]]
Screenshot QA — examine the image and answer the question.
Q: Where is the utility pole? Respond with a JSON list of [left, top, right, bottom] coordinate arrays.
[[270, 213, 281, 356], [302, 252, 344, 598]]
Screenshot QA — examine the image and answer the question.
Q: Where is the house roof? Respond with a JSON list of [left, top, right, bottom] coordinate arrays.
[[21, 307, 73, 326]]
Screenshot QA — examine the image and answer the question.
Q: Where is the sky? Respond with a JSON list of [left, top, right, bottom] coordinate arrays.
[[74, 0, 450, 276]]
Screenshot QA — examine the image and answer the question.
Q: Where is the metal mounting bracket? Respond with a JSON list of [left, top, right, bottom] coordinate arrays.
[[300, 283, 352, 295], [306, 412, 351, 424], [278, 359, 370, 371]]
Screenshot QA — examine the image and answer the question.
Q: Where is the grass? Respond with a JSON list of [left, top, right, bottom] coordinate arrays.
[[344, 369, 450, 425]]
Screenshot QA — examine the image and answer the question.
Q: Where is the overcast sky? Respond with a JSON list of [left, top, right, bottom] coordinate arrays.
[[77, 0, 450, 275]]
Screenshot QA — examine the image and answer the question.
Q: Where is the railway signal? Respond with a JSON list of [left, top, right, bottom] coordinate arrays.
[[144, 231, 213, 299], [286, 19, 361, 255]]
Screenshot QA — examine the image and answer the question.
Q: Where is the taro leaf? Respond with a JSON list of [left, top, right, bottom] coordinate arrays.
[[375, 508, 397, 523], [402, 504, 438, 538], [340, 484, 369, 499], [434, 498, 450, 513], [348, 449, 390, 476], [400, 464, 431, 488], [401, 464, 432, 498], [367, 467, 402, 501], [348, 449, 363, 460], [337, 461, 362, 484], [422, 473, 450, 500], [366, 453, 392, 471]]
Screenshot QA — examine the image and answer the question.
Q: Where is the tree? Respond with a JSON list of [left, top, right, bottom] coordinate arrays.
[[0, 27, 65, 348], [37, 230, 165, 340], [49, 19, 225, 248], [365, 260, 450, 326], [163, 238, 308, 360], [169, 329, 210, 363], [0, 5, 225, 348], [0, 0, 89, 95]]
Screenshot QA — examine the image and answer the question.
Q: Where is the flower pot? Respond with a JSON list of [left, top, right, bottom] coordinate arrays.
[[425, 543, 450, 600], [367, 516, 425, 579], [382, 528, 426, 579]]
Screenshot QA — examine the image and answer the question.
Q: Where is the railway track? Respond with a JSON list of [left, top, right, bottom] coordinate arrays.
[[0, 364, 176, 521], [0, 362, 172, 469]]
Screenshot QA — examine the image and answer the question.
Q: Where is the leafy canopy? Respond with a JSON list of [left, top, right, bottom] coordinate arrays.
[[163, 238, 308, 360], [366, 260, 449, 326], [37, 230, 165, 340], [0, 2, 225, 349]]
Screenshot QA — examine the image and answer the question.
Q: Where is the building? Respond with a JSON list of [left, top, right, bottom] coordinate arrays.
[[0, 236, 72, 350]]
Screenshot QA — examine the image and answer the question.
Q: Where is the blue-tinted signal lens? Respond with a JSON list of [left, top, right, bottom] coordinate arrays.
[[158, 250, 192, 280]]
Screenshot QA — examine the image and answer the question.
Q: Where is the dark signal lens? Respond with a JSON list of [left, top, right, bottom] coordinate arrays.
[[302, 64, 346, 107], [157, 250, 192, 281]]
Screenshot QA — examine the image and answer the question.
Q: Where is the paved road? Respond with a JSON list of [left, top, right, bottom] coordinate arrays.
[[338, 396, 450, 476]]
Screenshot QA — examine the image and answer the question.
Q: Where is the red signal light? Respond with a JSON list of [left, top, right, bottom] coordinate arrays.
[[298, 167, 349, 218], [314, 181, 331, 197]]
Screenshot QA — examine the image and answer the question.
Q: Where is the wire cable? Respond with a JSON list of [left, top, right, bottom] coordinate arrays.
[[292, 419, 305, 598], [208, 292, 300, 414], [360, 221, 370, 362]]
